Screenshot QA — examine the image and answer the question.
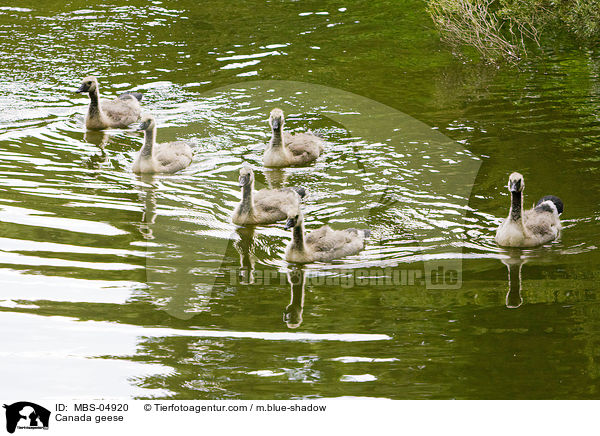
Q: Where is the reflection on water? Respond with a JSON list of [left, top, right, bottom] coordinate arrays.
[[501, 255, 525, 309], [82, 130, 110, 169], [0, 0, 599, 399], [138, 176, 158, 239], [284, 268, 305, 329], [264, 168, 289, 190], [234, 226, 256, 285]]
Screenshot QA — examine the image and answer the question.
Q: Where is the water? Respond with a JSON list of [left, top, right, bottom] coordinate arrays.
[[1, 0, 599, 399]]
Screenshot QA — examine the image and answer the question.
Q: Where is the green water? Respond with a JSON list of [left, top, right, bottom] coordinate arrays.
[[1, 0, 599, 399]]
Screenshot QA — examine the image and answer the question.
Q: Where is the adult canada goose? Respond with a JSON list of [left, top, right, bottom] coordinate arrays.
[[495, 172, 563, 247], [232, 167, 306, 225], [132, 114, 193, 174], [76, 76, 143, 130], [263, 108, 325, 167], [284, 210, 370, 263]]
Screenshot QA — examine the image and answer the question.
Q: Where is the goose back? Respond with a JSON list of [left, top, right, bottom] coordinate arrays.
[[151, 141, 193, 173], [286, 132, 324, 163], [305, 226, 369, 262], [100, 95, 143, 128]]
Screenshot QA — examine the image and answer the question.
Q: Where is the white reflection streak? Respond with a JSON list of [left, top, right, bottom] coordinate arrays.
[[3, 312, 391, 343]]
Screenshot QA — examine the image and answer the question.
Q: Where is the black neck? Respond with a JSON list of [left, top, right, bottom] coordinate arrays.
[[88, 89, 100, 116], [270, 127, 283, 147], [141, 128, 155, 156], [510, 191, 522, 221], [240, 183, 253, 213], [292, 223, 305, 251]]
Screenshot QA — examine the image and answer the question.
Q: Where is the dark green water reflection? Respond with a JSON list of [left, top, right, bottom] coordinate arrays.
[[0, 0, 599, 399]]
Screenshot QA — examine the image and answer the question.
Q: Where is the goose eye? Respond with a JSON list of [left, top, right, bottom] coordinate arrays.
[[87, 81, 92, 85]]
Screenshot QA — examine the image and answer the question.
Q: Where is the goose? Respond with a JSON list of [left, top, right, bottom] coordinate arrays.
[[284, 209, 370, 263], [76, 76, 143, 130], [495, 172, 563, 247], [132, 114, 193, 174], [232, 167, 306, 225], [263, 108, 325, 167]]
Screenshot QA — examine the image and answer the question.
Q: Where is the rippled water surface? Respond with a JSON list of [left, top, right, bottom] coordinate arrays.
[[1, 0, 600, 399]]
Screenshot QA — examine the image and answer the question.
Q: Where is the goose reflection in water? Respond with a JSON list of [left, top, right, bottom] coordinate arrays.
[[137, 175, 158, 240], [501, 253, 527, 309], [283, 267, 305, 329], [234, 226, 256, 285], [134, 175, 219, 320], [83, 130, 110, 169], [263, 168, 288, 189]]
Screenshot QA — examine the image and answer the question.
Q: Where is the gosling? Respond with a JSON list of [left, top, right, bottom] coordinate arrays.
[[263, 108, 324, 167], [284, 210, 370, 263], [232, 167, 306, 225], [495, 172, 563, 247], [76, 76, 143, 130], [132, 114, 193, 174]]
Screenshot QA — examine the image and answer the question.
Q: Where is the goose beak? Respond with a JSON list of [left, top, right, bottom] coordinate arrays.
[[271, 118, 281, 130], [75, 84, 88, 93], [238, 175, 249, 187], [284, 218, 295, 230]]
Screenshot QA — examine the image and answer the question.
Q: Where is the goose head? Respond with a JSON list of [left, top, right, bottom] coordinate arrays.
[[76, 76, 98, 94], [137, 113, 156, 132], [269, 108, 285, 131], [508, 172, 524, 193], [238, 166, 255, 187], [284, 210, 303, 230]]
